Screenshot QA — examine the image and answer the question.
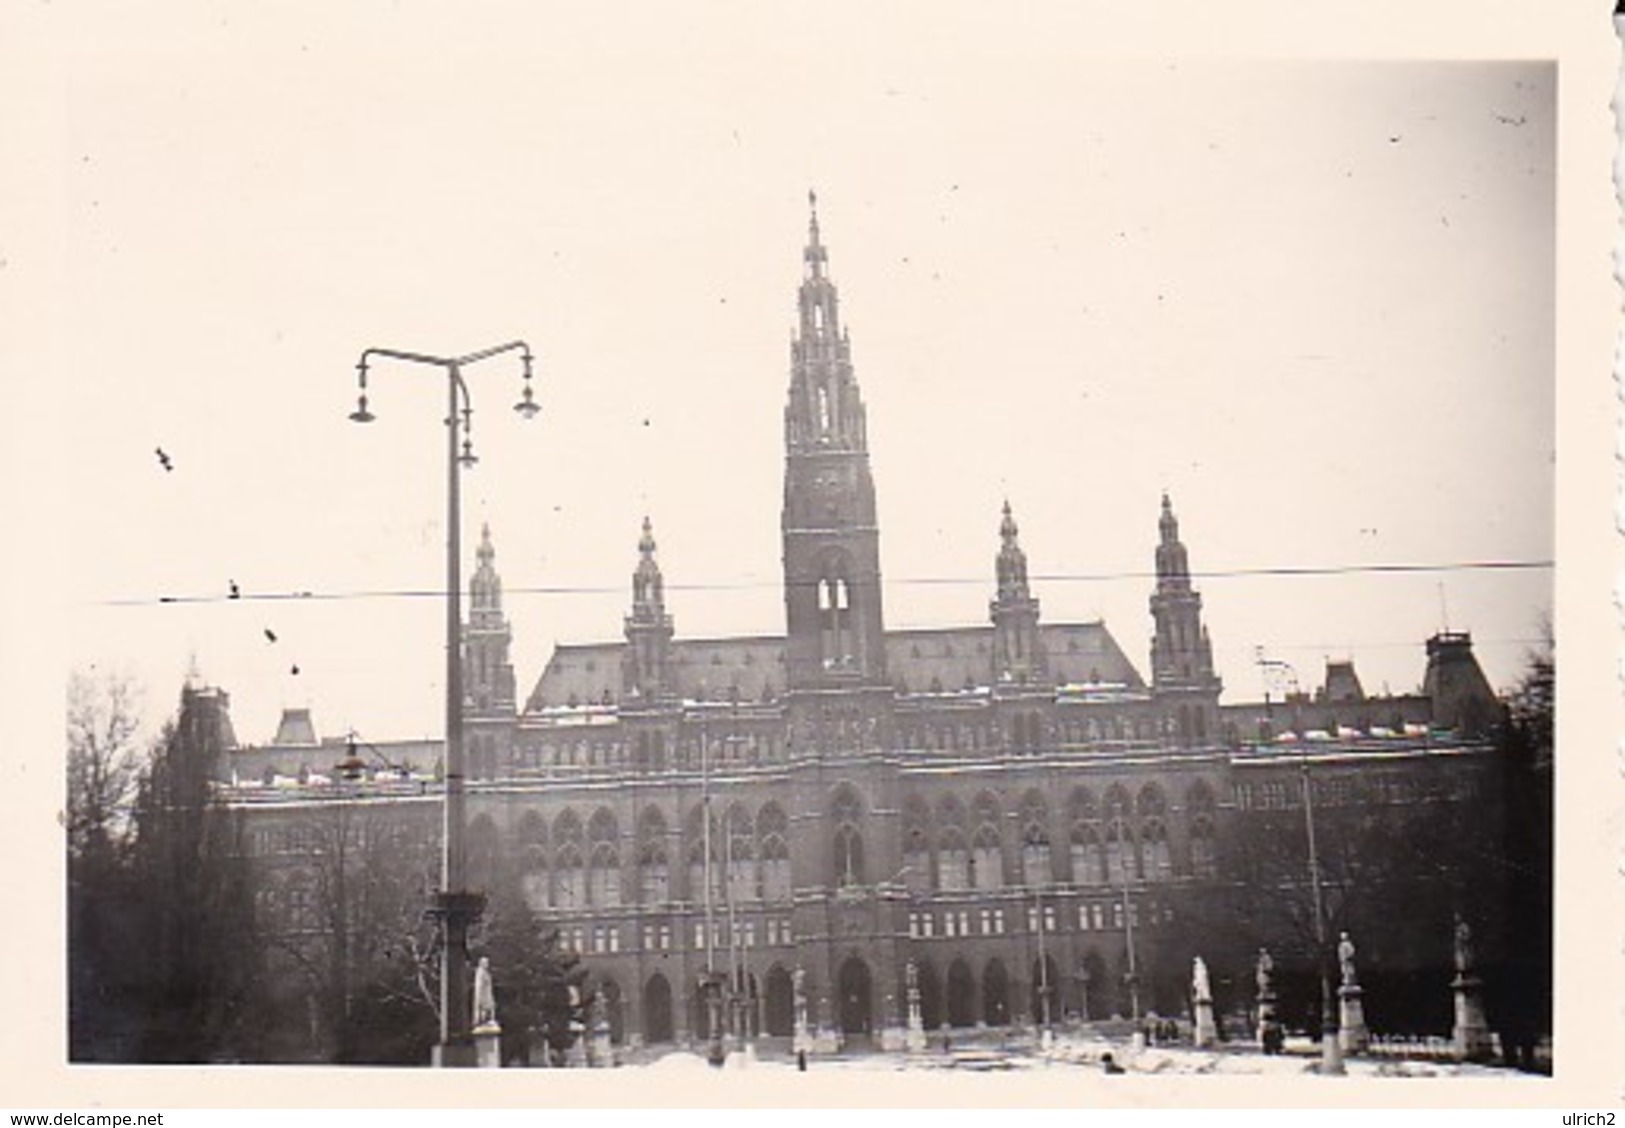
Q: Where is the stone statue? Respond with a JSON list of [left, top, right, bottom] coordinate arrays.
[[1453, 916, 1474, 975], [1338, 931, 1358, 988], [906, 959, 919, 994], [473, 955, 497, 1028], [1255, 948, 1274, 997], [1192, 956, 1211, 1003]]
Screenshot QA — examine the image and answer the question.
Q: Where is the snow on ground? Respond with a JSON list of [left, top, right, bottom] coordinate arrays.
[[627, 1033, 1526, 1079]]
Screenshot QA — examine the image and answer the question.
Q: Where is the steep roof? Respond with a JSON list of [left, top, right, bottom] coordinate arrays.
[[523, 620, 1144, 712], [271, 707, 318, 746]]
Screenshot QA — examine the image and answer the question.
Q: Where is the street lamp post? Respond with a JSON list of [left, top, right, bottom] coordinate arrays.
[[347, 340, 539, 1067], [1032, 887, 1052, 1038], [1300, 756, 1344, 1076], [1120, 856, 1143, 1048]]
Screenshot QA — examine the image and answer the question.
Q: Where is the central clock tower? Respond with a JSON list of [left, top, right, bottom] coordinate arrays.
[[781, 194, 888, 695]]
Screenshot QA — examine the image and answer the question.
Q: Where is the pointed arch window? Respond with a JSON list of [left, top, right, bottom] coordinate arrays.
[[588, 808, 621, 907], [937, 826, 970, 892], [971, 826, 1003, 892], [518, 810, 548, 908], [758, 801, 791, 903], [553, 810, 585, 909], [555, 845, 585, 909], [685, 806, 722, 906], [830, 787, 865, 887], [637, 809, 670, 903], [903, 796, 932, 895], [818, 573, 854, 670], [1186, 781, 1218, 879], [1069, 824, 1104, 886], [726, 804, 757, 903], [1019, 792, 1052, 887], [1139, 819, 1171, 881]]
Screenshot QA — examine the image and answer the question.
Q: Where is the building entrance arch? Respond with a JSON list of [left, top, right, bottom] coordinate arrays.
[[643, 973, 674, 1045], [837, 956, 873, 1038], [946, 959, 976, 1028], [983, 958, 1010, 1026], [764, 965, 795, 1037]]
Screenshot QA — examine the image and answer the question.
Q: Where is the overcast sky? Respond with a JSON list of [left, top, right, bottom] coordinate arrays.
[[21, 9, 1560, 749]]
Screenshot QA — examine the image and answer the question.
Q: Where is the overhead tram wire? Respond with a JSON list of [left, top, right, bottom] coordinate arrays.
[[99, 557, 1553, 609]]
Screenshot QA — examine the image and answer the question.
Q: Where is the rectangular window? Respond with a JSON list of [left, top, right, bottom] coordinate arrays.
[[1078, 904, 1090, 931], [695, 923, 706, 950], [745, 921, 756, 948], [993, 908, 1006, 935], [920, 913, 934, 938], [980, 909, 993, 934], [609, 926, 620, 953], [908, 912, 920, 939], [1044, 905, 1057, 932], [1027, 906, 1040, 932], [1112, 902, 1124, 930], [1091, 904, 1105, 931]]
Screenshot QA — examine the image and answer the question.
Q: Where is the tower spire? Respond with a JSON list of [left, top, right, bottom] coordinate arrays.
[[631, 515, 666, 621], [462, 525, 517, 776], [804, 188, 829, 284], [625, 516, 675, 700], [1148, 494, 1220, 745], [781, 199, 887, 692], [991, 500, 1044, 686]]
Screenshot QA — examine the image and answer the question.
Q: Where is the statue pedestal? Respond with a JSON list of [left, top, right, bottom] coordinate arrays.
[[588, 1020, 612, 1068], [472, 1022, 502, 1069], [432, 1038, 479, 1068], [1452, 975, 1493, 1063], [1256, 991, 1283, 1055], [879, 1025, 907, 1052], [1338, 986, 1369, 1055], [792, 1021, 812, 1056], [1193, 998, 1217, 1048]]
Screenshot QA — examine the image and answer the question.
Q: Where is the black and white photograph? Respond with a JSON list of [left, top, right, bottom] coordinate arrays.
[[8, 0, 1614, 1113]]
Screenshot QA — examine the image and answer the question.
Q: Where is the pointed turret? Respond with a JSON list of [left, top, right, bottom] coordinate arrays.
[[1148, 493, 1221, 745], [469, 523, 505, 630], [991, 500, 1045, 686], [624, 516, 675, 700], [463, 524, 517, 778]]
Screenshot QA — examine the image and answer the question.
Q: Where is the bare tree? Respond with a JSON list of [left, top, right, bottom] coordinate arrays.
[[67, 668, 147, 1060], [66, 669, 144, 864]]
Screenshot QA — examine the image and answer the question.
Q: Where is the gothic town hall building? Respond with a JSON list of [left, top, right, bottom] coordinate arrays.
[[222, 205, 1509, 1059]]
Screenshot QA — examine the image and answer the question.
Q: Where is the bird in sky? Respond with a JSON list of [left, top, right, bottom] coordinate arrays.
[[155, 447, 173, 472], [264, 628, 278, 643]]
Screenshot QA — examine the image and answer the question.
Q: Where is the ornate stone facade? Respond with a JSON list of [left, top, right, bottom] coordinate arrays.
[[222, 203, 1507, 1057]]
